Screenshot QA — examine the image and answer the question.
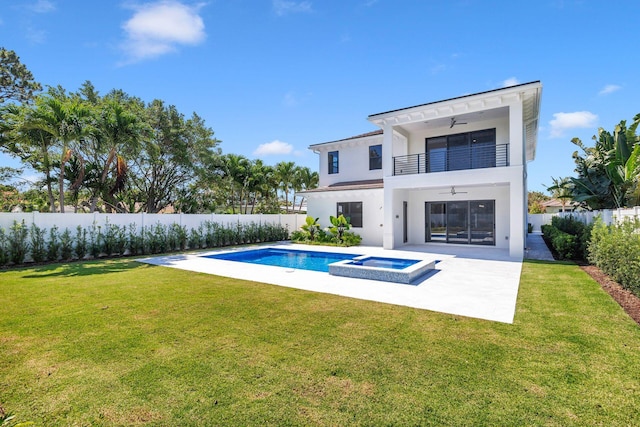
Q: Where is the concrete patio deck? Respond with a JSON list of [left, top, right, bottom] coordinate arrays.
[[138, 243, 523, 324]]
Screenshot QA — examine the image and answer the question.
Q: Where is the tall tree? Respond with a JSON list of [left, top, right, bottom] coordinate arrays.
[[294, 166, 319, 213], [0, 47, 41, 104], [1, 102, 59, 212], [90, 94, 145, 212], [546, 176, 573, 212], [528, 191, 549, 214], [25, 90, 91, 212], [129, 100, 220, 213], [274, 161, 297, 214], [569, 114, 640, 209]]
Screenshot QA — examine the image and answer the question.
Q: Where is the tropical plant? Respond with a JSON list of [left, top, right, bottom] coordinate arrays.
[[275, 161, 297, 213], [295, 166, 319, 213], [546, 176, 573, 212], [300, 216, 320, 241], [329, 214, 351, 242], [569, 114, 640, 209]]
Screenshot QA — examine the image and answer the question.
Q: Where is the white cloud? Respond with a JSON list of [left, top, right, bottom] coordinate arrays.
[[283, 91, 298, 107], [28, 0, 55, 13], [26, 26, 47, 44], [549, 111, 598, 138], [598, 84, 621, 95], [120, 1, 206, 63], [273, 0, 312, 16], [254, 140, 294, 156], [502, 77, 520, 87]]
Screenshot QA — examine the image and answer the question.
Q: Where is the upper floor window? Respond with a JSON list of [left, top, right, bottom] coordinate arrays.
[[369, 144, 382, 170], [328, 151, 339, 174]]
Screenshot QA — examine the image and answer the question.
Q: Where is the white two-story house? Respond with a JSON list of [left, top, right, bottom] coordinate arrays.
[[299, 81, 542, 258]]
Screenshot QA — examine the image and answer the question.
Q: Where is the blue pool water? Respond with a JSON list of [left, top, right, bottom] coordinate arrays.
[[204, 248, 362, 272], [348, 257, 420, 269]]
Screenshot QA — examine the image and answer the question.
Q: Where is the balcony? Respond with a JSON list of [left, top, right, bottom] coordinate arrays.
[[393, 143, 509, 176]]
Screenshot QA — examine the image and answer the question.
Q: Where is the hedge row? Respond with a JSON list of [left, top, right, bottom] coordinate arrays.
[[541, 215, 592, 261], [0, 219, 289, 267], [589, 217, 640, 297]]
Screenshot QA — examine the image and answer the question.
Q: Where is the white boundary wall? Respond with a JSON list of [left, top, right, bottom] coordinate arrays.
[[0, 212, 306, 233], [528, 206, 640, 232]]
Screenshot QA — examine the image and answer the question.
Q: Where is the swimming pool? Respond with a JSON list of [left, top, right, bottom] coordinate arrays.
[[204, 248, 361, 272], [203, 247, 436, 284]]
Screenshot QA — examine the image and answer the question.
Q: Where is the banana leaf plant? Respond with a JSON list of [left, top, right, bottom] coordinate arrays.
[[329, 214, 350, 242], [301, 216, 320, 241]]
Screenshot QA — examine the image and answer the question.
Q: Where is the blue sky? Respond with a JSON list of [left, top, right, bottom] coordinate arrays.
[[1, 0, 638, 193]]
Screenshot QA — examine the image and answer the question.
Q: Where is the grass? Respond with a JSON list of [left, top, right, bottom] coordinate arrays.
[[1, 258, 639, 426]]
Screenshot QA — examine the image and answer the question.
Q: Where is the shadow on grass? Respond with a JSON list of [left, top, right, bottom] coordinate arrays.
[[523, 259, 576, 266], [20, 258, 153, 279]]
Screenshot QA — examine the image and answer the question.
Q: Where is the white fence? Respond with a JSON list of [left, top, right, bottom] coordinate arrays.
[[0, 212, 307, 234], [528, 206, 640, 232]]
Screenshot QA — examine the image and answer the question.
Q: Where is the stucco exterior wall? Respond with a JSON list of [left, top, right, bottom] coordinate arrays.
[[305, 189, 383, 246], [314, 135, 383, 187]]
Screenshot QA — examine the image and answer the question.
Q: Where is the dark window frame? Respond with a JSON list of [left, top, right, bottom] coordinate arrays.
[[328, 151, 339, 174], [425, 128, 496, 171], [369, 144, 382, 170], [336, 201, 363, 228]]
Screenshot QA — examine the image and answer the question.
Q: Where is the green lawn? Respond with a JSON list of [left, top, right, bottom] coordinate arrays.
[[1, 259, 639, 426]]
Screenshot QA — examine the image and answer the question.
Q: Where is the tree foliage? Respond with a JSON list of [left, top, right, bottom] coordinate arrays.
[[528, 190, 549, 214], [1, 57, 319, 214], [0, 47, 42, 104], [568, 114, 640, 209]]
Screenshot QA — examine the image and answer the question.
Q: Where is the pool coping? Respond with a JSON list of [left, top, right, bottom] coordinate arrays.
[[329, 257, 437, 284]]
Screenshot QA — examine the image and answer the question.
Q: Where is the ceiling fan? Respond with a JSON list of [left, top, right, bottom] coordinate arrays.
[[439, 186, 468, 196], [450, 117, 468, 128]]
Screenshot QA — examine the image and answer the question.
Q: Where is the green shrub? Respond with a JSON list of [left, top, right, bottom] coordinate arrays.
[[542, 216, 591, 261], [60, 228, 73, 260], [75, 225, 87, 259], [551, 231, 577, 260], [127, 223, 143, 256], [340, 231, 362, 247], [0, 228, 8, 266], [29, 224, 46, 263], [89, 223, 102, 258], [8, 220, 29, 265], [589, 217, 640, 296], [46, 225, 60, 262]]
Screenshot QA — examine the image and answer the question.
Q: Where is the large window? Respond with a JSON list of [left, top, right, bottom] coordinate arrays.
[[328, 151, 339, 174], [426, 128, 496, 172], [425, 200, 495, 245], [337, 202, 362, 228], [369, 144, 382, 170]]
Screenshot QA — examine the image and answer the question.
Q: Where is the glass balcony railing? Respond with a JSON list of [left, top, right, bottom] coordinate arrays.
[[393, 143, 509, 176]]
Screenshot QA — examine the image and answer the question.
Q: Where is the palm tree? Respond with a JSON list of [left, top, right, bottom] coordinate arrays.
[[91, 97, 143, 212], [274, 161, 296, 213], [294, 166, 319, 213], [220, 153, 250, 213], [1, 103, 57, 212], [26, 93, 90, 212], [546, 176, 573, 212]]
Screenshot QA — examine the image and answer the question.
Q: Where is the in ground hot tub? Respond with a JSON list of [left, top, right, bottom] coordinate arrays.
[[328, 255, 436, 285]]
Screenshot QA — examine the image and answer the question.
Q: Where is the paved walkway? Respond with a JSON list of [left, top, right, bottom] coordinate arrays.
[[524, 233, 555, 261], [138, 243, 524, 324]]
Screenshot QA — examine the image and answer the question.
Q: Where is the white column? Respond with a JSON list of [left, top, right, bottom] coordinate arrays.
[[509, 102, 524, 167], [509, 169, 525, 258], [382, 122, 394, 177], [382, 122, 395, 248]]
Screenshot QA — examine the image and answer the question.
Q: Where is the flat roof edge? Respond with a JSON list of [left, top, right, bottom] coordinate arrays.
[[368, 80, 542, 119]]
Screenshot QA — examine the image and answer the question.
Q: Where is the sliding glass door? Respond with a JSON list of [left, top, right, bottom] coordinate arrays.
[[425, 200, 495, 245], [426, 202, 447, 242]]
